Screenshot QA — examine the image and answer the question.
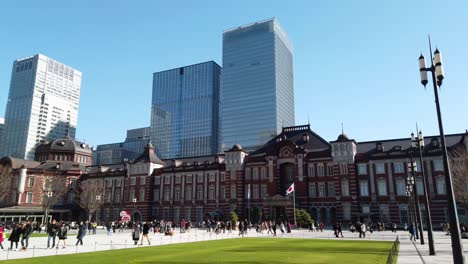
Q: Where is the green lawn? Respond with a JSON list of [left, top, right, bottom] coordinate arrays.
[[4, 232, 49, 238], [4, 238, 395, 264]]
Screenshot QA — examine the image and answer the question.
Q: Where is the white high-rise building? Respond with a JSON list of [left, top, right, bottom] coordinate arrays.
[[0, 54, 82, 160]]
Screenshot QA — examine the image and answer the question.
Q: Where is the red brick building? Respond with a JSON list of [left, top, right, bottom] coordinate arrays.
[[81, 125, 468, 227]]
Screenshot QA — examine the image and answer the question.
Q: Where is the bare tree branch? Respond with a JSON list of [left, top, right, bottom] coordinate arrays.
[[449, 146, 468, 209], [41, 177, 68, 220], [0, 159, 13, 203], [78, 179, 105, 222]]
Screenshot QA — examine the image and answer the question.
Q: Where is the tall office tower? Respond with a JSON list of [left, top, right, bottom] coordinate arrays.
[[0, 54, 82, 160], [94, 127, 151, 165], [221, 18, 294, 150], [0, 118, 4, 149], [150, 61, 221, 159]]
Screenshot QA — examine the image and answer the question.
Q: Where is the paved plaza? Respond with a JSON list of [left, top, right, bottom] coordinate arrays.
[[0, 228, 467, 263]]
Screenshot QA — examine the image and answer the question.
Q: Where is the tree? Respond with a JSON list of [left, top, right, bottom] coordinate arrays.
[[295, 209, 314, 228], [78, 179, 105, 222], [42, 176, 68, 223], [229, 211, 239, 223], [0, 158, 13, 203], [449, 146, 468, 216]]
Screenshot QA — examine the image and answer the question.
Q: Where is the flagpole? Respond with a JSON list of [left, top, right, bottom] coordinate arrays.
[[293, 183, 296, 227]]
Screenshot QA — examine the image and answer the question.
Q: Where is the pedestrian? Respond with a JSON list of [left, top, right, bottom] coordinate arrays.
[[76, 221, 86, 246], [360, 222, 366, 238], [57, 222, 68, 249], [280, 222, 285, 234], [140, 222, 151, 245], [392, 222, 397, 233], [0, 225, 4, 250], [337, 222, 343, 238], [112, 222, 116, 233], [20, 220, 33, 250], [106, 222, 112, 236], [409, 222, 416, 242], [8, 223, 21, 250], [47, 219, 58, 249], [132, 222, 141, 245]]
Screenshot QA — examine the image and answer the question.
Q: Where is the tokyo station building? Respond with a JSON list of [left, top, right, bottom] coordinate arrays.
[[0, 124, 466, 226], [81, 125, 468, 226]]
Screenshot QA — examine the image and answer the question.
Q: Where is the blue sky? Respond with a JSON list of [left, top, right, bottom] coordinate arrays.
[[0, 0, 467, 147]]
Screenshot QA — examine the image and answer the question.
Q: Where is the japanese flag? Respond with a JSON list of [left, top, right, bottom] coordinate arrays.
[[286, 183, 295, 195]]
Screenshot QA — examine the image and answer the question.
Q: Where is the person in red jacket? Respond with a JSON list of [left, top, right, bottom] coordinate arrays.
[[0, 225, 4, 250]]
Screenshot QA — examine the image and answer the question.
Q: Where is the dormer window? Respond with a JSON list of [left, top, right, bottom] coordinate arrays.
[[394, 146, 402, 151], [431, 138, 440, 147], [302, 133, 310, 143], [376, 143, 384, 152]]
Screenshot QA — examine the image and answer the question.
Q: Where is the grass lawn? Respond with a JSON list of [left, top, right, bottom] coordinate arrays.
[[4, 232, 49, 238], [4, 238, 395, 264]]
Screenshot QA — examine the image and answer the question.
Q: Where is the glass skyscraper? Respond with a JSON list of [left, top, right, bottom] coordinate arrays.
[[150, 61, 221, 159], [221, 18, 294, 149], [0, 54, 82, 160]]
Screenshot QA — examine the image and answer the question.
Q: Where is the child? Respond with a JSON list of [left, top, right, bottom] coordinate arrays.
[[0, 225, 4, 249]]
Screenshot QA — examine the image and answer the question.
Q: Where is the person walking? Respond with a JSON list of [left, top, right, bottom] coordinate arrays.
[[20, 220, 33, 250], [76, 222, 86, 246], [106, 222, 112, 236], [409, 222, 416, 242], [8, 224, 22, 251], [360, 222, 367, 238], [57, 222, 68, 249], [0, 225, 5, 250], [238, 220, 245, 237], [47, 219, 58, 249], [132, 222, 141, 245], [337, 222, 344, 238], [140, 222, 151, 245]]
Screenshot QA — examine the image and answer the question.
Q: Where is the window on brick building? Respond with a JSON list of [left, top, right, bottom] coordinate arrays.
[[209, 174, 215, 182], [26, 192, 33, 203], [318, 182, 326, 197], [174, 187, 181, 201], [220, 173, 226, 182], [328, 183, 336, 197], [197, 174, 203, 183], [220, 186, 226, 200], [208, 186, 215, 200], [317, 164, 325, 177], [230, 185, 236, 199], [309, 182, 316, 198], [115, 192, 121, 203], [376, 164, 385, 174], [360, 180, 369, 196], [175, 175, 181, 184], [357, 164, 367, 175], [394, 162, 404, 173], [129, 189, 135, 201], [130, 177, 136, 186], [253, 184, 259, 199], [343, 204, 351, 220], [261, 184, 267, 198], [396, 178, 406, 196], [436, 177, 446, 194], [416, 177, 424, 195], [253, 168, 259, 180], [377, 178, 387, 196], [328, 164, 334, 176], [186, 175, 192, 183], [245, 168, 251, 180], [139, 189, 145, 201], [433, 160, 443, 171], [164, 187, 170, 201], [197, 186, 203, 200], [341, 178, 349, 196], [261, 167, 267, 180], [308, 164, 315, 177], [185, 187, 192, 201], [28, 177, 35, 187], [340, 164, 347, 175]]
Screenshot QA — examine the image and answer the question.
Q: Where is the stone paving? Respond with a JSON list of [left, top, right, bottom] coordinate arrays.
[[0, 227, 466, 263]]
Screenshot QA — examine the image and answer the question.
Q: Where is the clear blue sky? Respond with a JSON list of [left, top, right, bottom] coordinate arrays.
[[0, 0, 467, 147]]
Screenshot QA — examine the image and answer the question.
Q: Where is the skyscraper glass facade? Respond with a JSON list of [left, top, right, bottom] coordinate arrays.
[[0, 54, 82, 160], [151, 61, 221, 159], [221, 18, 294, 149]]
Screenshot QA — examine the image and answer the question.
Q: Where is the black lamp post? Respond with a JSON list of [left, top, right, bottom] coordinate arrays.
[[418, 38, 465, 264], [408, 152, 425, 245], [412, 131, 436, 255]]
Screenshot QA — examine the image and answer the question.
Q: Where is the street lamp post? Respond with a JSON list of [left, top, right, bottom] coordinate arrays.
[[96, 195, 101, 223], [418, 38, 465, 264], [412, 131, 436, 255], [406, 175, 419, 240], [132, 198, 137, 222], [408, 156, 425, 245]]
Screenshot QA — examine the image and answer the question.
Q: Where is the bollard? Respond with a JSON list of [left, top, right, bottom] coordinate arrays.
[[56, 246, 58, 255], [6, 248, 10, 260], [160, 236, 162, 246], [125, 240, 127, 249], [33, 245, 36, 257], [76, 245, 78, 254], [94, 241, 97, 251], [110, 240, 112, 250]]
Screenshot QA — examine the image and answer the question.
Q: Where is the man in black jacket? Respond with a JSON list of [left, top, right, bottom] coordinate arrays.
[[21, 220, 33, 250], [47, 219, 58, 249]]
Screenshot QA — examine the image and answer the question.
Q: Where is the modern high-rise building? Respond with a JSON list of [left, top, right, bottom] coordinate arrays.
[[150, 61, 221, 159], [221, 18, 294, 150], [0, 54, 82, 160], [94, 127, 151, 165], [0, 118, 4, 149]]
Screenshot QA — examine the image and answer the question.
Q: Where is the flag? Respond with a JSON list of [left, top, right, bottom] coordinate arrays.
[[286, 183, 295, 195]]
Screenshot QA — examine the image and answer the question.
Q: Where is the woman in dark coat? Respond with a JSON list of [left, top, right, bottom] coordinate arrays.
[[76, 222, 86, 246], [8, 224, 22, 250], [132, 222, 141, 245], [57, 222, 68, 249]]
